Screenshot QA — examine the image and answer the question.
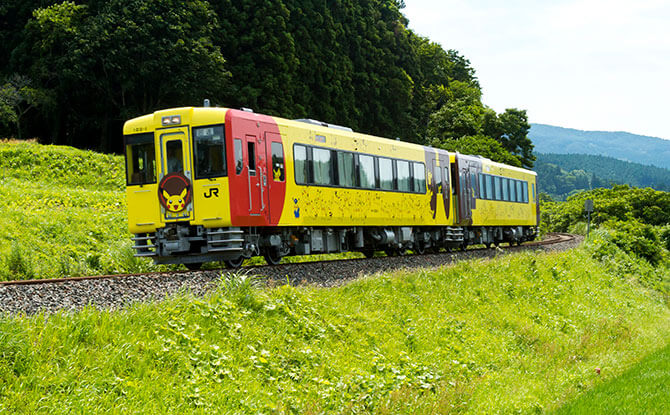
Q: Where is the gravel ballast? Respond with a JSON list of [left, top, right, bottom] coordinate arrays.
[[0, 235, 582, 315]]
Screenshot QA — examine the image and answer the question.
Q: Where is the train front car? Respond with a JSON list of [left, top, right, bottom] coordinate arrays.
[[124, 107, 259, 268]]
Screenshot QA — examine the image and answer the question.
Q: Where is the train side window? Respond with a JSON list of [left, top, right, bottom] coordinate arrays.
[[294, 144, 308, 184], [516, 181, 523, 203], [486, 175, 493, 200], [502, 178, 509, 201], [532, 183, 536, 201], [234, 139, 243, 175], [434, 165, 442, 193], [125, 132, 156, 185], [397, 160, 411, 192], [494, 176, 502, 201], [247, 142, 256, 176], [379, 157, 394, 190], [478, 174, 486, 199], [523, 181, 529, 203], [193, 125, 226, 179], [337, 152, 355, 187], [358, 154, 375, 189], [312, 147, 333, 185], [271, 142, 285, 182], [413, 162, 426, 193]]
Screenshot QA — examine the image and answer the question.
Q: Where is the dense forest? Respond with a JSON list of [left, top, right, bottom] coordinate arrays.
[[0, 0, 534, 167], [535, 153, 670, 200]]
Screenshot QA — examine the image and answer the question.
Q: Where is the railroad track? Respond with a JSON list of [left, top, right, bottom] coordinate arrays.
[[0, 233, 579, 315]]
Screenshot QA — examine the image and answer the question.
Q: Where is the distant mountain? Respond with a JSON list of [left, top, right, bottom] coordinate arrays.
[[529, 124, 670, 169], [534, 153, 670, 200]]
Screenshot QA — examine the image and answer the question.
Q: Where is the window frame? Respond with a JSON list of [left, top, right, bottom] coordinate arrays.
[[192, 124, 227, 180], [124, 132, 156, 186]]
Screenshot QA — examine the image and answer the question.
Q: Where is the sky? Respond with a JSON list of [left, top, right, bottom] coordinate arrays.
[[402, 0, 670, 140]]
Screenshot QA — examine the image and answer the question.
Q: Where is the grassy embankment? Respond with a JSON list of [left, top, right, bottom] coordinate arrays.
[[1, 240, 669, 413]]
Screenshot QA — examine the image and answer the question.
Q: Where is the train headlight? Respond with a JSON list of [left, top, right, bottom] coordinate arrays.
[[162, 115, 182, 126]]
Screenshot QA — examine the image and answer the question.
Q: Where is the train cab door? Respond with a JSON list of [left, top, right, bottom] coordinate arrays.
[[159, 129, 194, 221], [265, 132, 286, 224], [244, 134, 268, 218]]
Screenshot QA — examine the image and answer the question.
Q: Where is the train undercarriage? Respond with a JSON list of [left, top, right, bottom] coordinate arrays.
[[132, 223, 538, 269]]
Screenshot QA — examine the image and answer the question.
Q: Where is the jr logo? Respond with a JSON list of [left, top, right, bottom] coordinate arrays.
[[204, 188, 219, 198]]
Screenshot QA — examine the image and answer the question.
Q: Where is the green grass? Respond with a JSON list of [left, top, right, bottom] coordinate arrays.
[[1, 247, 669, 413], [555, 344, 670, 414]]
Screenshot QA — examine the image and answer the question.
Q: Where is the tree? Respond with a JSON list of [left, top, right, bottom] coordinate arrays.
[[0, 74, 45, 139], [435, 134, 522, 167], [16, 0, 230, 151]]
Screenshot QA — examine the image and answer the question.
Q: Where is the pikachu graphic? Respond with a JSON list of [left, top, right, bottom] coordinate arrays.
[[158, 172, 192, 214], [162, 188, 188, 212]]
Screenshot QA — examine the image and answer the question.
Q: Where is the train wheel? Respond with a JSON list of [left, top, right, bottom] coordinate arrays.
[[263, 249, 282, 266], [362, 249, 375, 259], [185, 262, 202, 271], [460, 242, 468, 251], [224, 256, 244, 268], [385, 248, 398, 257], [485, 243, 492, 249], [414, 243, 426, 255]]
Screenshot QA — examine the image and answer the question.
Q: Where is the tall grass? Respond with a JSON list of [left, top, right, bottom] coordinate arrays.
[[1, 247, 668, 413]]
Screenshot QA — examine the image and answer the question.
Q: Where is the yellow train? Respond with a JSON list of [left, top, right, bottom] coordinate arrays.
[[123, 105, 538, 267]]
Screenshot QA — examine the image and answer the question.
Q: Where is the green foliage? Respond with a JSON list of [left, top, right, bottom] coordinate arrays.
[[541, 186, 670, 233], [535, 153, 670, 200], [0, 0, 530, 165], [0, 140, 169, 280], [0, 248, 669, 412], [435, 134, 522, 167]]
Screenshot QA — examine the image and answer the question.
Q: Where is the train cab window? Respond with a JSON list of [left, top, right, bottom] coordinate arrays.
[[397, 160, 411, 192], [271, 142, 285, 182], [166, 140, 184, 174], [379, 157, 394, 190], [358, 154, 375, 189], [413, 162, 426, 193], [234, 139, 243, 175], [294, 144, 308, 184], [193, 125, 226, 179], [125, 132, 156, 185], [337, 152, 355, 187], [247, 142, 256, 176], [313, 147, 333, 185]]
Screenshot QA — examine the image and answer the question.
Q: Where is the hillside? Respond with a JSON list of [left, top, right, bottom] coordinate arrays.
[[535, 153, 670, 199], [0, 140, 159, 280], [529, 124, 670, 169]]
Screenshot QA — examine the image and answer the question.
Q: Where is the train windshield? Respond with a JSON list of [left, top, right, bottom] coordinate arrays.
[[193, 125, 227, 178], [125, 132, 156, 185]]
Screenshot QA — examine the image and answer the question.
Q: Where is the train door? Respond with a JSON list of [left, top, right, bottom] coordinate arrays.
[[265, 132, 286, 224], [159, 128, 194, 221], [454, 153, 473, 225], [245, 134, 268, 217]]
